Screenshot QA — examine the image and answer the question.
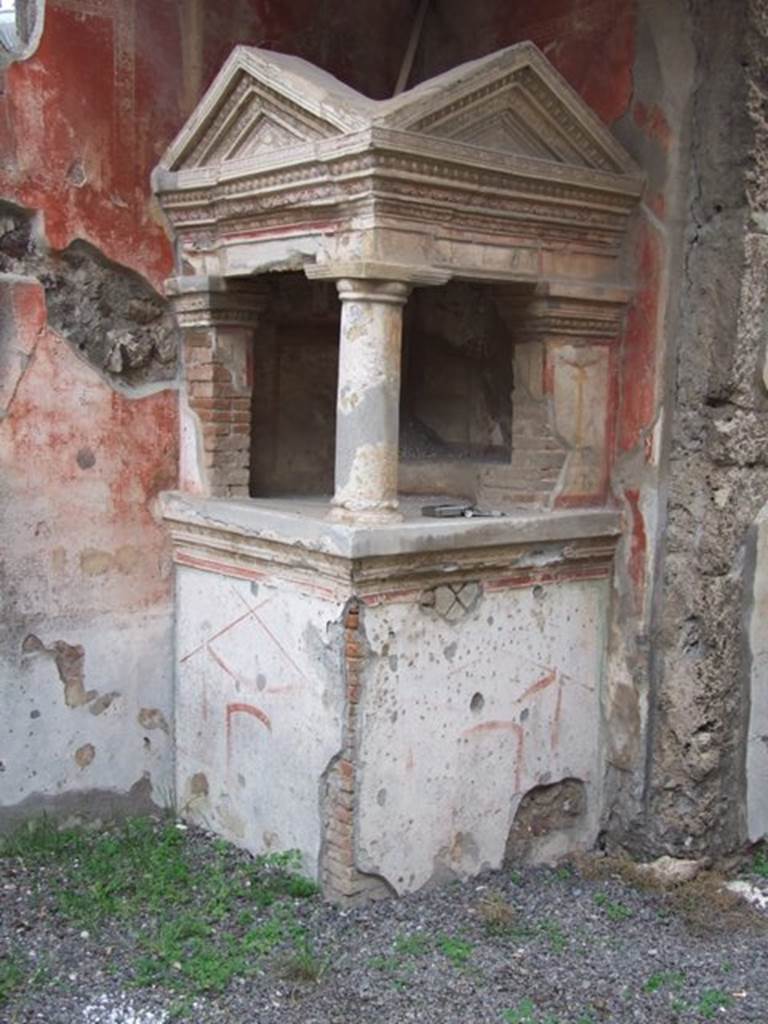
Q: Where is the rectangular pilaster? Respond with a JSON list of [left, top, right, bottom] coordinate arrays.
[[167, 275, 264, 499], [184, 327, 253, 497]]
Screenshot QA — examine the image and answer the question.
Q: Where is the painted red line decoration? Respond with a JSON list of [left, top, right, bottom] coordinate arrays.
[[179, 598, 269, 663], [462, 720, 525, 793], [179, 607, 254, 663], [207, 644, 256, 691], [226, 701, 272, 764], [227, 702, 272, 731], [222, 219, 340, 242], [231, 588, 312, 685], [175, 552, 269, 584], [551, 678, 564, 750], [519, 669, 557, 703]]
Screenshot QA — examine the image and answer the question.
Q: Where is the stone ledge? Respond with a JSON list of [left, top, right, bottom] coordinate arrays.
[[160, 491, 621, 559], [159, 491, 621, 596]]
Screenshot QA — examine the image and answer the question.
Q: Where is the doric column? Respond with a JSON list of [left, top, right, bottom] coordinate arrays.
[[331, 278, 411, 522], [166, 276, 264, 498]]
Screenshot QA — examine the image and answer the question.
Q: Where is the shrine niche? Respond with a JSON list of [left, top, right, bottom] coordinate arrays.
[[155, 41, 641, 518], [154, 43, 642, 902]]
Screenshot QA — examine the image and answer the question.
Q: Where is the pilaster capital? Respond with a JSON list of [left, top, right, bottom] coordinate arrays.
[[165, 275, 266, 329], [494, 281, 633, 341]]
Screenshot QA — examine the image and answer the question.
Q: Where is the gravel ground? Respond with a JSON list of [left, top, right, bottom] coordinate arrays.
[[1, 821, 768, 1024]]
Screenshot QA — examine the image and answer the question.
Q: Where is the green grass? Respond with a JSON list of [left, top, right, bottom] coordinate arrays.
[[133, 907, 313, 994], [0, 955, 25, 1006], [539, 919, 568, 952], [277, 933, 326, 982], [698, 988, 732, 1018], [593, 892, 633, 922], [2, 816, 191, 926], [502, 999, 594, 1024], [503, 999, 553, 1024], [369, 930, 433, 987], [644, 970, 685, 994], [437, 934, 473, 968], [752, 846, 768, 879], [393, 932, 431, 957], [0, 815, 320, 1003]]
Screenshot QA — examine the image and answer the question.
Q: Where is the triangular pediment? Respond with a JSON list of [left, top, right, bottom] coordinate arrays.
[[377, 42, 638, 176], [157, 42, 641, 182], [162, 46, 374, 173], [443, 108, 566, 163]]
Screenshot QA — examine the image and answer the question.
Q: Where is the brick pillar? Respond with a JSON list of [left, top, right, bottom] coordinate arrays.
[[167, 276, 264, 498], [321, 601, 392, 904]]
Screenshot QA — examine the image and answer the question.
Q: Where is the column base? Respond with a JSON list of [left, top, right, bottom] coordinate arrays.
[[328, 502, 403, 525]]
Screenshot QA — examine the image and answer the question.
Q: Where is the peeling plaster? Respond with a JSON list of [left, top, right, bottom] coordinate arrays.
[[0, 202, 179, 391], [22, 634, 95, 708]]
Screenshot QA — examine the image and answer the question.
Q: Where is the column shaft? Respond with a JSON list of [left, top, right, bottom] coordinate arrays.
[[332, 279, 409, 521]]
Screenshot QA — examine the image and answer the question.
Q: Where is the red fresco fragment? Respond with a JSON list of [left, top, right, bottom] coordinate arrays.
[[2, 321, 177, 615], [463, 720, 525, 792], [619, 221, 663, 453], [226, 702, 272, 764], [11, 279, 47, 338], [633, 101, 672, 151], [464, 720, 523, 736], [551, 679, 564, 749], [624, 488, 647, 600], [446, 0, 636, 125]]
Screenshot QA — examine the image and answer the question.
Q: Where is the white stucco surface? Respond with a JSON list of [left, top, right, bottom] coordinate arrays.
[[174, 566, 346, 874], [355, 576, 609, 893]]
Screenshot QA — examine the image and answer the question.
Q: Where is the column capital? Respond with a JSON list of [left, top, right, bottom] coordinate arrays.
[[336, 278, 411, 306], [165, 275, 266, 329], [305, 260, 450, 289]]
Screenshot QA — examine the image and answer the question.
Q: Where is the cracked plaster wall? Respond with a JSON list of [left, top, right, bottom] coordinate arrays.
[[0, 0, 419, 829], [0, 1, 194, 828]]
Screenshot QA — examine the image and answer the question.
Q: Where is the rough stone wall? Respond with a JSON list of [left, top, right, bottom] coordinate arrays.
[[0, 200, 177, 387], [644, 0, 768, 855]]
